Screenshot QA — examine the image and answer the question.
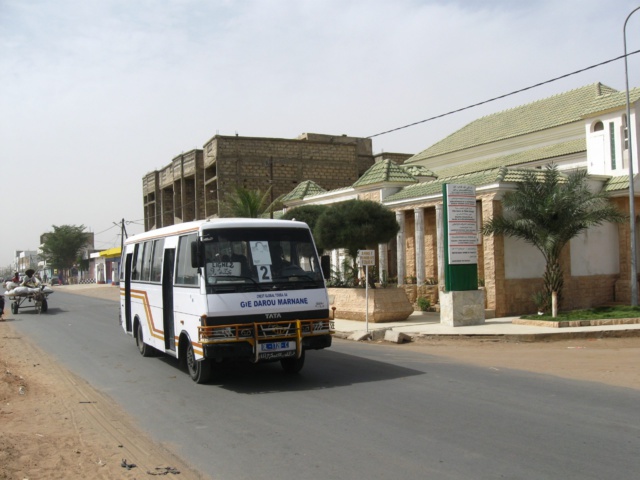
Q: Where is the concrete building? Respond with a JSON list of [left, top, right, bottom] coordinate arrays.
[[281, 83, 640, 317], [141, 133, 404, 230], [14, 250, 38, 274]]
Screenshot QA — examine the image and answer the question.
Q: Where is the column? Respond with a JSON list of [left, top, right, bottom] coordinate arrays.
[[436, 204, 445, 287], [378, 242, 388, 284], [396, 211, 405, 285], [331, 249, 340, 281], [414, 207, 425, 285]]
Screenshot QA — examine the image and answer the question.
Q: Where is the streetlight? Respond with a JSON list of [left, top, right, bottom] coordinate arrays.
[[624, 6, 640, 306]]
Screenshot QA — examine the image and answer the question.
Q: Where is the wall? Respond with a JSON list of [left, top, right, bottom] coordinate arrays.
[[496, 221, 622, 315], [504, 236, 545, 279], [586, 111, 631, 177], [570, 223, 619, 276], [145, 133, 375, 225], [211, 135, 372, 215]]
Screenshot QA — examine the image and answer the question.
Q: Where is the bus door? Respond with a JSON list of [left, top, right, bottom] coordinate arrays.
[[162, 248, 176, 351], [124, 252, 133, 332]]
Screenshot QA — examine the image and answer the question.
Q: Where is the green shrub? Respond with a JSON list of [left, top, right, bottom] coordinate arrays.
[[417, 296, 431, 311], [532, 290, 550, 313]]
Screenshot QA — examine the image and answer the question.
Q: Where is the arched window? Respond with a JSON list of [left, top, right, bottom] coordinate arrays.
[[593, 121, 604, 132]]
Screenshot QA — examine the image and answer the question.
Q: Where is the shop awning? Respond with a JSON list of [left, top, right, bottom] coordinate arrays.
[[99, 247, 122, 259]]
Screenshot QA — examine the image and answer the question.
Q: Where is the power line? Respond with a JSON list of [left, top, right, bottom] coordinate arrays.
[[93, 224, 119, 236], [367, 48, 640, 139]]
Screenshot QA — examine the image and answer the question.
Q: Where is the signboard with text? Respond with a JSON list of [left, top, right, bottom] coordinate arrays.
[[358, 250, 375, 266], [443, 184, 478, 291], [446, 184, 478, 265]]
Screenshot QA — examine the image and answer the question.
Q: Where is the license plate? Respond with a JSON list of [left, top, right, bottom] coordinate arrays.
[[259, 350, 296, 361], [259, 341, 295, 352]]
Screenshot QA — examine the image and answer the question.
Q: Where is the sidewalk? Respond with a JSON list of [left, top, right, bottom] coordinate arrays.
[[333, 310, 640, 342], [57, 283, 640, 342]]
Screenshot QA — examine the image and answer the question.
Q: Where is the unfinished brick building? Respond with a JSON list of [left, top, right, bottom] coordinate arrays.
[[142, 133, 380, 231]]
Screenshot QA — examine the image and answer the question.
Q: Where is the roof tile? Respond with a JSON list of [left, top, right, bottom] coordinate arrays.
[[352, 159, 417, 187], [280, 180, 326, 202], [408, 83, 616, 162]]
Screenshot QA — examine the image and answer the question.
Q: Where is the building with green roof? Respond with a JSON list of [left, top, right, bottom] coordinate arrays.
[[281, 82, 640, 317]]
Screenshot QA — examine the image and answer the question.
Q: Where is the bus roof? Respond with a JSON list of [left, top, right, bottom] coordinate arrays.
[[124, 218, 311, 245]]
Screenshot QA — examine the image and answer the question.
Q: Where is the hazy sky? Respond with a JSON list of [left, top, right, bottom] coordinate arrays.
[[1, 0, 640, 268]]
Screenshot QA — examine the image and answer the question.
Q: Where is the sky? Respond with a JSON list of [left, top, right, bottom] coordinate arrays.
[[2, 0, 640, 268]]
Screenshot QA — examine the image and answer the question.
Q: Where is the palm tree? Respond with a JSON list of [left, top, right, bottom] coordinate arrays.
[[482, 164, 626, 316], [220, 186, 281, 218]]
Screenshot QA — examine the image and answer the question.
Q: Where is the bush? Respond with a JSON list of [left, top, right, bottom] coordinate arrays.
[[532, 290, 550, 313], [417, 297, 431, 311]]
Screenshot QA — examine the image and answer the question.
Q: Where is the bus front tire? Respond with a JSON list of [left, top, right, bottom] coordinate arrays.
[[281, 350, 305, 374], [186, 343, 212, 384], [136, 323, 154, 357]]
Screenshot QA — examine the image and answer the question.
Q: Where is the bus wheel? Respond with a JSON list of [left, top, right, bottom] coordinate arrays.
[[186, 343, 212, 384], [281, 350, 305, 374], [136, 322, 154, 357]]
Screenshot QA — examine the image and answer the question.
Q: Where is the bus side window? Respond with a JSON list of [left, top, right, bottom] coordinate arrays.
[[140, 241, 154, 282], [176, 234, 198, 286], [132, 243, 143, 280], [150, 238, 164, 283]]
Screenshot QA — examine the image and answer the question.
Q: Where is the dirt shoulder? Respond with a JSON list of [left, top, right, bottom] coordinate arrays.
[[2, 285, 639, 479], [407, 335, 640, 390], [0, 323, 208, 480], [0, 286, 208, 480]]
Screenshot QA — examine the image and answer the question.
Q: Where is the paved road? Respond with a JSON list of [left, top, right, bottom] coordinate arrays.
[[8, 291, 640, 480]]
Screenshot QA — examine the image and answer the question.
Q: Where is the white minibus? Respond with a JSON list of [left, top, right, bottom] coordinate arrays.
[[119, 218, 333, 383]]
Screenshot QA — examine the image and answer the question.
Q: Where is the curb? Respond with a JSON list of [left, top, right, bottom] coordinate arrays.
[[513, 318, 640, 328], [334, 328, 640, 343], [416, 329, 640, 343]]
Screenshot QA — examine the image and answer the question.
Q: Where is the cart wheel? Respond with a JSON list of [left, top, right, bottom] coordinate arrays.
[[11, 302, 18, 314], [41, 298, 48, 313], [35, 302, 41, 314]]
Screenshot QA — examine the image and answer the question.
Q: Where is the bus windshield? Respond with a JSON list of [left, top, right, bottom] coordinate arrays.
[[201, 227, 324, 292]]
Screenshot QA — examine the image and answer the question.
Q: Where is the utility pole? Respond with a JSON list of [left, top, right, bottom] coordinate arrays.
[[269, 157, 274, 219], [120, 218, 128, 251], [112, 219, 129, 284], [624, 6, 640, 305]]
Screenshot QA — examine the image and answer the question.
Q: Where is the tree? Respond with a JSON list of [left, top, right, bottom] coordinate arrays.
[[220, 186, 281, 218], [314, 200, 400, 285], [482, 164, 626, 315], [40, 225, 91, 272], [281, 204, 329, 252]]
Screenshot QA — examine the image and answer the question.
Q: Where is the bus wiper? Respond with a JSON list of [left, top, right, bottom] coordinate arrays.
[[209, 275, 258, 285], [275, 273, 316, 281]]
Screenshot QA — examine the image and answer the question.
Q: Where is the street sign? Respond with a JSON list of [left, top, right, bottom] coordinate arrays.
[[358, 250, 375, 266], [357, 250, 376, 332]]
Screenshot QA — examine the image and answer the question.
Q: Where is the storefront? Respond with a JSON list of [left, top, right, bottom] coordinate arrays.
[[91, 247, 121, 285]]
